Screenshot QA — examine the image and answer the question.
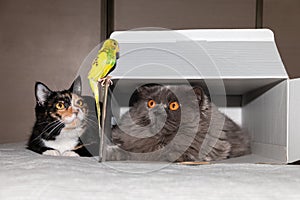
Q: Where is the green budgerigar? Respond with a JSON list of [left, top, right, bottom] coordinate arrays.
[[88, 39, 119, 131]]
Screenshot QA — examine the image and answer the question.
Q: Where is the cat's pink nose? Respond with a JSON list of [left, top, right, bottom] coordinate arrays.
[[72, 108, 79, 115]]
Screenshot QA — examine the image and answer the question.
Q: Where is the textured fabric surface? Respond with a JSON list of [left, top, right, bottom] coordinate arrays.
[[1, 142, 300, 200]]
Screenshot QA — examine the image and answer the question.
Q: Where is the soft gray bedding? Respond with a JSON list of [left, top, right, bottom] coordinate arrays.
[[1, 142, 300, 200]]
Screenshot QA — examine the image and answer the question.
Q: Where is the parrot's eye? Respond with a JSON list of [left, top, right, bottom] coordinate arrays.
[[169, 102, 180, 111], [76, 99, 84, 107], [55, 102, 65, 110], [147, 100, 156, 108]]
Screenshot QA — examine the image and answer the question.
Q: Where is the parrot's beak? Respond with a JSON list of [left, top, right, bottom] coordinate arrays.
[[116, 52, 120, 59]]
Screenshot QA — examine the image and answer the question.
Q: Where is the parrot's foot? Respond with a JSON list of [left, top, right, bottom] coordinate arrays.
[[98, 76, 113, 86]]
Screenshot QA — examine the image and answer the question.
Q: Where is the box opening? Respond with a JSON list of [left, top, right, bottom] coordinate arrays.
[[106, 77, 287, 164]]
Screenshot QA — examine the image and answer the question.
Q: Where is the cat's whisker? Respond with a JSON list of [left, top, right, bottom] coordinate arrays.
[[87, 114, 96, 118], [87, 112, 98, 117], [35, 120, 58, 127], [83, 118, 98, 129], [37, 121, 63, 138], [41, 120, 61, 133], [83, 121, 96, 128], [88, 110, 97, 114], [83, 122, 97, 129], [45, 122, 64, 140], [84, 117, 98, 124], [36, 121, 50, 126], [43, 120, 60, 127], [87, 114, 97, 119], [86, 122, 98, 129], [30, 121, 62, 143]]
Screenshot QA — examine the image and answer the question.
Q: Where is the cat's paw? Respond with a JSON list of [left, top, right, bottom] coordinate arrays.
[[62, 151, 80, 157], [43, 150, 61, 156], [203, 156, 213, 162], [106, 145, 129, 161]]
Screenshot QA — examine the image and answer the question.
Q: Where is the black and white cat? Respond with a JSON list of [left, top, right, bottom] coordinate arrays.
[[107, 84, 251, 162], [27, 77, 99, 157]]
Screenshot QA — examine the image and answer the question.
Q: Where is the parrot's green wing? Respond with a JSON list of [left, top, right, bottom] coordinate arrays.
[[100, 51, 116, 78], [88, 51, 109, 81]]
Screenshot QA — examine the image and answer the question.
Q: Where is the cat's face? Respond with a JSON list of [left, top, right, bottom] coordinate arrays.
[[129, 84, 201, 135], [35, 77, 88, 129]]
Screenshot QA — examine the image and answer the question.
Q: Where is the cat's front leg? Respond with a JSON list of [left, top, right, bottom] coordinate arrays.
[[105, 145, 130, 161], [198, 132, 231, 161], [175, 153, 196, 162], [43, 149, 61, 156], [62, 150, 80, 157]]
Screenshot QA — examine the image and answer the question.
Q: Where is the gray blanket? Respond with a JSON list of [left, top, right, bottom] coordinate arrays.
[[1, 142, 300, 200]]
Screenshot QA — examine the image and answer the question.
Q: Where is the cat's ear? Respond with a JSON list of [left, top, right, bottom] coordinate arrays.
[[193, 86, 203, 100], [35, 82, 52, 105], [193, 86, 210, 110], [193, 86, 203, 102], [69, 76, 82, 95]]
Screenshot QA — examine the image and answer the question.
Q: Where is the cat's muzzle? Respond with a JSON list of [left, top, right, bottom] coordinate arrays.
[[149, 104, 167, 134]]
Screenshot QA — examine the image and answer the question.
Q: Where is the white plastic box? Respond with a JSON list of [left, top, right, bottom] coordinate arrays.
[[101, 29, 299, 164]]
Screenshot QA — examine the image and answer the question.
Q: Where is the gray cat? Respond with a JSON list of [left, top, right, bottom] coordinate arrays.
[[106, 84, 250, 162]]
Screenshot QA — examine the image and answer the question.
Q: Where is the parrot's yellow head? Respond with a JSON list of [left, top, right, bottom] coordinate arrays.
[[103, 39, 119, 53]]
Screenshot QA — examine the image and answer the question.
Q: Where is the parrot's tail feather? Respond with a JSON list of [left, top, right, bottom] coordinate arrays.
[[89, 79, 102, 140]]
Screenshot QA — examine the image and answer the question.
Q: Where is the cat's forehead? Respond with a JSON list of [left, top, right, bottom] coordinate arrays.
[[50, 91, 72, 101], [151, 85, 189, 94], [139, 85, 197, 103], [141, 85, 175, 100], [142, 85, 168, 95]]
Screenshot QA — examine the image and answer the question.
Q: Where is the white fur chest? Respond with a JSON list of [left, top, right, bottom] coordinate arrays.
[[43, 127, 84, 154]]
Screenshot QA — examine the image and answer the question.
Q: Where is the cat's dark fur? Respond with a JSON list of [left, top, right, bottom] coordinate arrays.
[[27, 77, 99, 157], [107, 84, 250, 162]]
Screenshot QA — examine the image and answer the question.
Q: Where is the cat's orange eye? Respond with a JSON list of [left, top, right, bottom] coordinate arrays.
[[169, 102, 180, 111], [77, 100, 83, 107], [147, 100, 156, 108], [55, 102, 65, 110]]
